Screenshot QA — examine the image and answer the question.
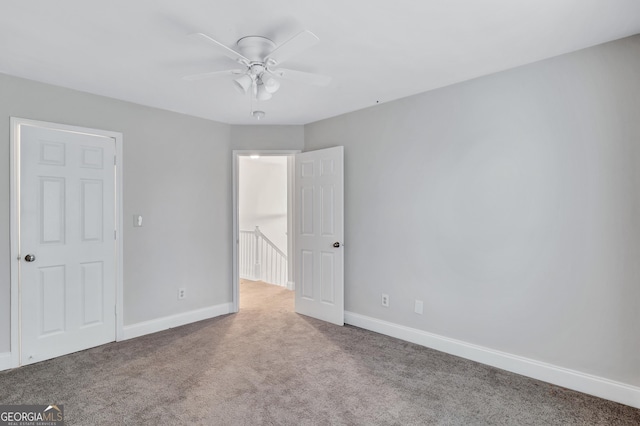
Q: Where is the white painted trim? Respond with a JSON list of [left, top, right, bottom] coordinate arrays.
[[0, 352, 12, 371], [122, 303, 234, 340], [232, 152, 239, 313], [114, 130, 124, 342], [9, 118, 21, 369], [344, 311, 640, 409], [286, 155, 295, 291], [9, 117, 124, 367], [232, 150, 300, 313]]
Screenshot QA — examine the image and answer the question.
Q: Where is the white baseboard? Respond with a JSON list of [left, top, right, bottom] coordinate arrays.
[[122, 303, 234, 341], [0, 352, 13, 371], [287, 281, 295, 291], [344, 311, 640, 409]]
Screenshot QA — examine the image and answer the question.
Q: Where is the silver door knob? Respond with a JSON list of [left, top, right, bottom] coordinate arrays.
[[333, 242, 341, 248], [24, 254, 36, 262]]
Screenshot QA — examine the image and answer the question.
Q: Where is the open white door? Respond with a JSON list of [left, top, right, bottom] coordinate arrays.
[[18, 123, 117, 365], [294, 146, 344, 325]]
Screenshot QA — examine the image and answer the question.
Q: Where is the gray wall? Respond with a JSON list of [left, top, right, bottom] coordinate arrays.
[[305, 35, 640, 386], [231, 125, 304, 151], [0, 74, 232, 351]]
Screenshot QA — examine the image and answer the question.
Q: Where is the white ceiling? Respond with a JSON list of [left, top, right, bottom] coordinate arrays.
[[2, 0, 640, 125]]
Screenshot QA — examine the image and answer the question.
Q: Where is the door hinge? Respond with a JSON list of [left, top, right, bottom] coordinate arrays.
[[114, 155, 117, 166], [115, 305, 118, 316], [114, 230, 117, 240]]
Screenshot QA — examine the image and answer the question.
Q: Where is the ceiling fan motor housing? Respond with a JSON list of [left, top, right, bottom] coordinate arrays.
[[236, 36, 276, 62]]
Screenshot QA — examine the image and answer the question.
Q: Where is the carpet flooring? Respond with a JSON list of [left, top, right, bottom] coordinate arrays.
[[1, 280, 639, 425]]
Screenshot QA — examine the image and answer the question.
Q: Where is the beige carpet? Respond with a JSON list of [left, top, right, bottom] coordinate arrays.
[[0, 279, 638, 425]]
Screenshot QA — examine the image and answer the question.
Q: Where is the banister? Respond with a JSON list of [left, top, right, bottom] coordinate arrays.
[[239, 226, 288, 287]]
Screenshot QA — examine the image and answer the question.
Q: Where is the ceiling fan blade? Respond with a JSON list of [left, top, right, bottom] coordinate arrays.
[[270, 68, 331, 86], [190, 33, 250, 65], [182, 69, 244, 81], [264, 30, 319, 66]]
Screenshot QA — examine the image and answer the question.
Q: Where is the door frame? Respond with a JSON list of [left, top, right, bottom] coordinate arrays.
[[9, 117, 124, 369], [231, 150, 299, 313]]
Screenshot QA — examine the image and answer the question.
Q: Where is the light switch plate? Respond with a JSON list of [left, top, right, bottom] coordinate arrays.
[[133, 214, 143, 227]]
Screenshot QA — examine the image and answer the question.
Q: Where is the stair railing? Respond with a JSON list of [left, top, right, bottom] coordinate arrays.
[[239, 226, 288, 287]]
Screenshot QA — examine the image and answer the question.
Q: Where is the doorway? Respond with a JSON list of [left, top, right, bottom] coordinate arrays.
[[238, 155, 289, 288], [232, 150, 298, 312], [232, 147, 345, 324]]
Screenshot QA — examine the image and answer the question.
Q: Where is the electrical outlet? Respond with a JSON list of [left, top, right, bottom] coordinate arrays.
[[178, 288, 186, 300], [381, 293, 389, 307], [414, 300, 424, 315]]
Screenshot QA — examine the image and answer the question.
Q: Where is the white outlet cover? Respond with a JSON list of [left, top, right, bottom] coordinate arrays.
[[382, 293, 389, 307], [414, 300, 424, 315]]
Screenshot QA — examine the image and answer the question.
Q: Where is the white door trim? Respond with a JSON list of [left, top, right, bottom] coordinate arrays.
[[231, 150, 300, 313], [9, 117, 124, 369]]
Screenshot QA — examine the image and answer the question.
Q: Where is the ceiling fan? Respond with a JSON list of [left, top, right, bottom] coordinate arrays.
[[184, 30, 331, 106]]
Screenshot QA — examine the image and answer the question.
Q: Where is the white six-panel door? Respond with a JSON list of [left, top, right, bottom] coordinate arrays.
[[19, 124, 117, 365], [294, 146, 344, 325]]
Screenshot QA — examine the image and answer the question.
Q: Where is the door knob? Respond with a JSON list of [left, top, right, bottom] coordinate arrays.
[[24, 254, 36, 262], [333, 242, 341, 248]]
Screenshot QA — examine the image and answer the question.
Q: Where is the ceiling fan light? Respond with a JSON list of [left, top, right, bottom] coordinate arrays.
[[256, 84, 273, 101], [252, 110, 266, 120], [233, 74, 253, 94], [264, 78, 280, 94]]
